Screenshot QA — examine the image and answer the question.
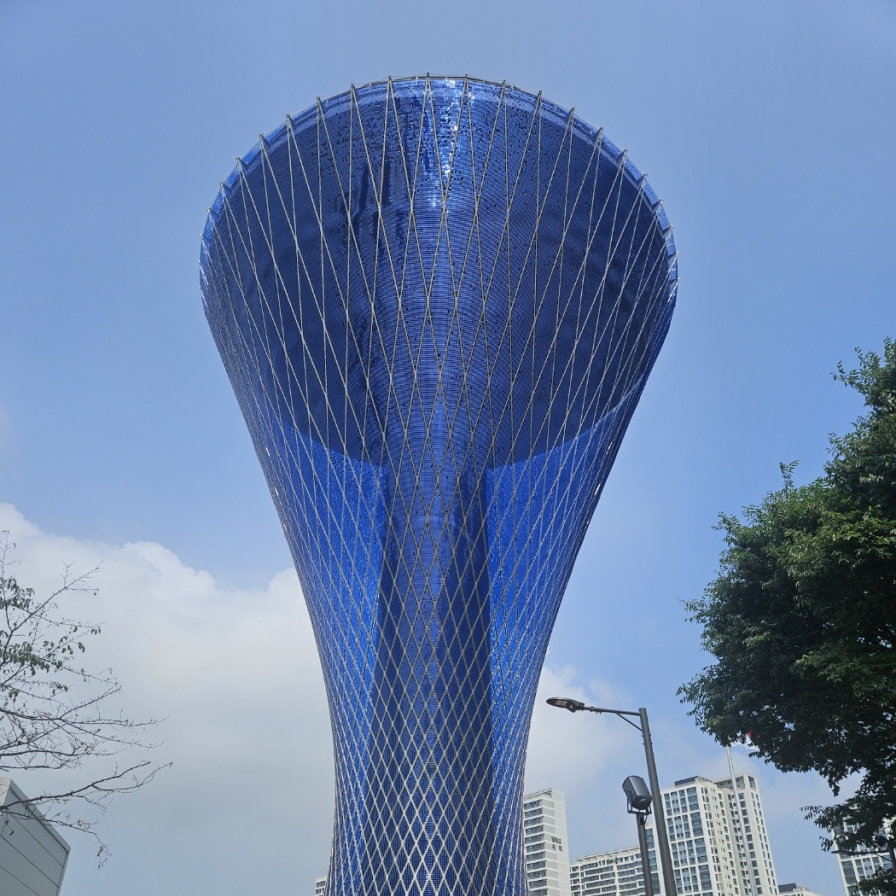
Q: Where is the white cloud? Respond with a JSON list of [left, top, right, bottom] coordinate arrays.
[[0, 503, 334, 893], [526, 664, 636, 793]]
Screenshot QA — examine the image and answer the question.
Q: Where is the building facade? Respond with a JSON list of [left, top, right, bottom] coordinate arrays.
[[202, 76, 677, 896], [567, 771, 778, 896], [834, 839, 894, 896], [570, 832, 661, 896], [524, 789, 573, 896], [656, 774, 778, 896], [317, 788, 576, 896], [0, 777, 70, 896]]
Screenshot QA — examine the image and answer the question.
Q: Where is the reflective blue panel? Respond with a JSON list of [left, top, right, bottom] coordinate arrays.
[[200, 76, 677, 896]]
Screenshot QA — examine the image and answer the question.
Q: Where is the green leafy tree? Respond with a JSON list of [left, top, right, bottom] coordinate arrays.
[[679, 340, 896, 893], [0, 537, 165, 860]]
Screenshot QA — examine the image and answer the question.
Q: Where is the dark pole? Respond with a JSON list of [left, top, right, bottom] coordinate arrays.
[[635, 814, 655, 896], [639, 708, 676, 896], [546, 699, 678, 896]]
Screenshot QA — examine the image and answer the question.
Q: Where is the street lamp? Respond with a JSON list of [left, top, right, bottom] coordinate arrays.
[[622, 775, 655, 896], [546, 698, 677, 896]]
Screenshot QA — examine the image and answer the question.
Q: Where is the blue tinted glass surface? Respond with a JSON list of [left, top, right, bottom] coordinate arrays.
[[201, 76, 677, 896]]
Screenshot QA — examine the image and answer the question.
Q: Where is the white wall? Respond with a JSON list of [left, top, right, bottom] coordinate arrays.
[[0, 778, 70, 896]]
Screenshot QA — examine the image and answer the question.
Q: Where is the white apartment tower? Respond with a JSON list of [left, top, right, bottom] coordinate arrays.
[[524, 789, 573, 896], [656, 773, 778, 896], [570, 831, 662, 896], [837, 851, 893, 895], [834, 828, 894, 896]]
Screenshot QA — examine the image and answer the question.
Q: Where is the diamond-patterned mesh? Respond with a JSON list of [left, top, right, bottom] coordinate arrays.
[[200, 76, 677, 896]]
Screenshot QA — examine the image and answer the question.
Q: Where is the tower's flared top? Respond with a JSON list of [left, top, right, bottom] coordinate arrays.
[[201, 76, 677, 466]]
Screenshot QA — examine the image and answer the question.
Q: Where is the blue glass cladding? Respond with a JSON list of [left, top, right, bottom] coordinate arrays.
[[200, 76, 677, 896]]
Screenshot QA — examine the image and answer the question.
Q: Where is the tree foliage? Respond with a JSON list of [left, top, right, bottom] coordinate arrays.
[[0, 537, 165, 858], [679, 340, 896, 892]]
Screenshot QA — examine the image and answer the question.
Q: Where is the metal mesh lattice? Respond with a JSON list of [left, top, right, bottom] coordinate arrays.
[[200, 76, 677, 896]]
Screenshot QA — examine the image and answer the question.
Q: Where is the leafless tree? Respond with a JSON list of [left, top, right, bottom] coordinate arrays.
[[0, 535, 167, 860]]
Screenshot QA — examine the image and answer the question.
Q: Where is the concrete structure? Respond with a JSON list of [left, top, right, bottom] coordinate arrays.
[[203, 76, 677, 896], [717, 773, 778, 895], [524, 789, 573, 896], [314, 877, 327, 896], [570, 834, 661, 896], [655, 774, 778, 896], [778, 883, 828, 896], [0, 778, 70, 896]]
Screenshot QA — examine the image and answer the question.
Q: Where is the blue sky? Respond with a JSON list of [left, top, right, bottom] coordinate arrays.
[[0, 1, 893, 894]]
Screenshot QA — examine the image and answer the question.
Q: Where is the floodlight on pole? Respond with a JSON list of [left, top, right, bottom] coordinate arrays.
[[622, 774, 653, 813], [622, 775, 655, 896], [546, 698, 677, 896]]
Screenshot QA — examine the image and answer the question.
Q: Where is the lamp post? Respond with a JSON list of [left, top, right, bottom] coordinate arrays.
[[546, 698, 677, 896], [622, 775, 655, 896]]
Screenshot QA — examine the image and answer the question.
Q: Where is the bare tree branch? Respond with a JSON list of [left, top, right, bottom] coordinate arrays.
[[0, 534, 167, 859]]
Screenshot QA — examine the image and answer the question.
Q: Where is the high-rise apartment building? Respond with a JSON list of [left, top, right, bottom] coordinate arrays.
[[658, 773, 778, 896], [834, 830, 894, 896], [570, 832, 661, 896], [571, 770, 779, 896], [524, 789, 573, 896]]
